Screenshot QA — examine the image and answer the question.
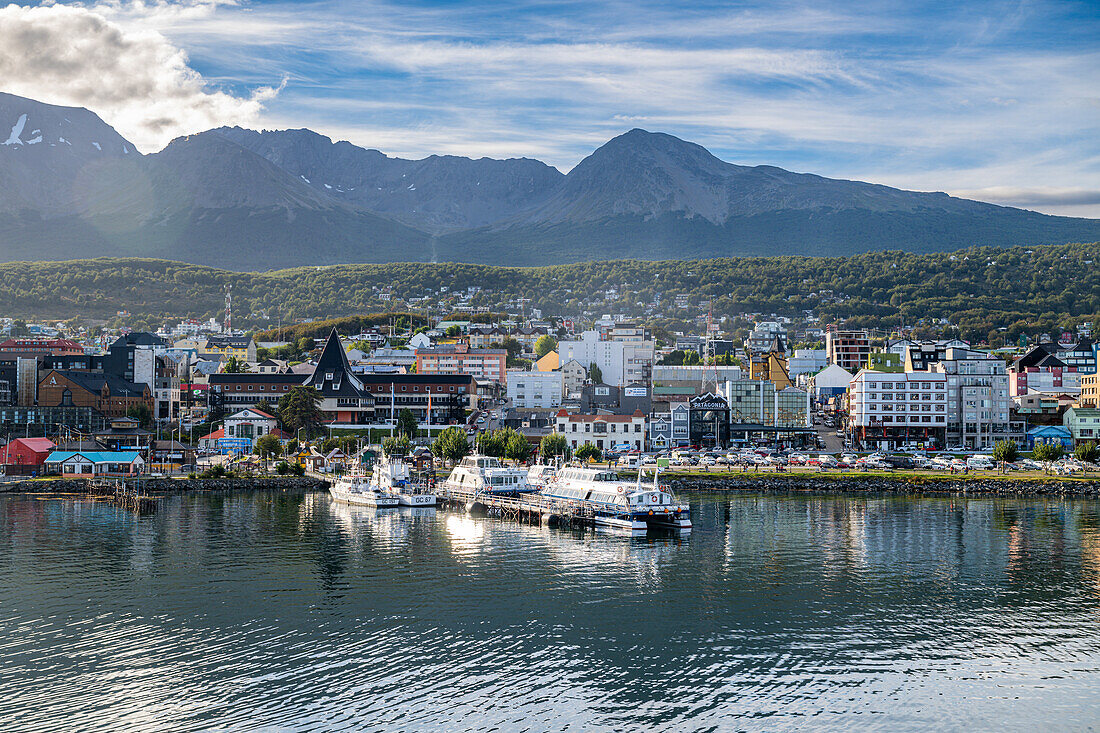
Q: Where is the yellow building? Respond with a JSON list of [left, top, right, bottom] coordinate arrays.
[[536, 350, 560, 372]]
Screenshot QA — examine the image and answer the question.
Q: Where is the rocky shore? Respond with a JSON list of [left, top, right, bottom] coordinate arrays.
[[666, 473, 1100, 497], [0, 476, 326, 494]]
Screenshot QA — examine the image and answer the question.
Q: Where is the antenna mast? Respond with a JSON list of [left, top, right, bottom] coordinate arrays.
[[224, 284, 232, 334]]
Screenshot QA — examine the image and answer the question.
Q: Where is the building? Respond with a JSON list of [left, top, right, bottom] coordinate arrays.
[[720, 380, 811, 446], [416, 344, 507, 384], [203, 335, 257, 362], [825, 327, 871, 372], [535, 351, 559, 372], [506, 370, 564, 409], [101, 332, 168, 389], [895, 338, 969, 371], [206, 372, 304, 414], [560, 358, 587, 396], [44, 450, 144, 477], [807, 364, 854, 404], [37, 369, 152, 420], [223, 408, 284, 446], [558, 330, 654, 387], [848, 371, 948, 450], [1026, 425, 1073, 451], [651, 365, 744, 396], [1082, 373, 1100, 407], [747, 339, 792, 389], [1063, 407, 1100, 445], [1009, 345, 1081, 396], [0, 437, 55, 474], [554, 409, 647, 452], [932, 348, 1020, 450], [788, 349, 827, 377], [745, 322, 788, 354], [867, 352, 903, 372], [0, 338, 84, 358]]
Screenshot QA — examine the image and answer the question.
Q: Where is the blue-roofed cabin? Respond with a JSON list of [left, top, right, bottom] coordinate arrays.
[[44, 450, 145, 477], [1026, 425, 1073, 450]]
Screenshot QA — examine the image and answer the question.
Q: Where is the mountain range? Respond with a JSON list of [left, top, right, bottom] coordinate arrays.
[[1, 91, 1098, 270]]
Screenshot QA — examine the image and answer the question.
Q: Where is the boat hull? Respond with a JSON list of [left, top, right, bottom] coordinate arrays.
[[396, 493, 437, 507], [329, 486, 400, 508]]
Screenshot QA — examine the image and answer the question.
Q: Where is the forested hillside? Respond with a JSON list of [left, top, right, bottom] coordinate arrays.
[[1, 243, 1097, 343]]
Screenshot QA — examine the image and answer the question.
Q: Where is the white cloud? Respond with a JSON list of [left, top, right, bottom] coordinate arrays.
[[0, 2, 282, 151]]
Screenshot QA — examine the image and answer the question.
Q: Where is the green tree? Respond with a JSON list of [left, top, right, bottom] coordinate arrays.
[[382, 434, 411, 457], [476, 429, 506, 458], [1033, 442, 1065, 462], [126, 403, 153, 429], [992, 440, 1018, 464], [396, 408, 418, 439], [534, 334, 558, 359], [588, 362, 603, 384], [254, 433, 281, 464], [278, 386, 324, 437], [575, 443, 602, 463], [223, 356, 249, 373], [432, 426, 471, 464], [1074, 441, 1099, 463], [445, 325, 462, 338], [296, 336, 315, 355], [540, 432, 570, 460], [504, 431, 531, 463]]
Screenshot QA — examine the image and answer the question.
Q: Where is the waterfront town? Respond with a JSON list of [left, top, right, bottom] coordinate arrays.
[[0, 302, 1097, 478]]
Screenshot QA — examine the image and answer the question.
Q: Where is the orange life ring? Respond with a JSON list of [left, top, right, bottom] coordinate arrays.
[[617, 486, 623, 493]]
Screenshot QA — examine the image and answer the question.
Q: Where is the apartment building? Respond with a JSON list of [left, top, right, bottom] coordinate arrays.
[[415, 344, 508, 384], [506, 369, 564, 409], [825, 327, 871, 372], [1009, 345, 1081, 396], [848, 371, 948, 449], [932, 348, 1021, 450], [554, 409, 647, 451], [558, 330, 654, 387]]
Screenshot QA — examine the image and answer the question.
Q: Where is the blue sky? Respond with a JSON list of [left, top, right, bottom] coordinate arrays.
[[3, 0, 1099, 215]]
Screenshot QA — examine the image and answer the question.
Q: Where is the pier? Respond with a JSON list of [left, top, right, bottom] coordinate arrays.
[[86, 478, 159, 513], [436, 483, 598, 528]]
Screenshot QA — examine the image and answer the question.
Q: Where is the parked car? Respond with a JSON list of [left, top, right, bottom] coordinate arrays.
[[817, 454, 839, 467], [698, 456, 717, 467], [966, 455, 995, 470]]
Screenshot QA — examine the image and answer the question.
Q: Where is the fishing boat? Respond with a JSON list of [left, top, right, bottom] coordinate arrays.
[[372, 454, 437, 507], [540, 465, 691, 532], [329, 472, 400, 507], [443, 455, 535, 497]]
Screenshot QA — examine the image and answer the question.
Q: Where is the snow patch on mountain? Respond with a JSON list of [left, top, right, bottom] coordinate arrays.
[[3, 113, 27, 145]]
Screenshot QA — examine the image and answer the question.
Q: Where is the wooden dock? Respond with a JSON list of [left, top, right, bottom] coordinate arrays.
[[86, 479, 159, 513], [436, 483, 598, 528]]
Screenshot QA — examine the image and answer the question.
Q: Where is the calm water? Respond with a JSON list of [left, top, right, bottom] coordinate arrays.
[[2, 490, 1100, 732]]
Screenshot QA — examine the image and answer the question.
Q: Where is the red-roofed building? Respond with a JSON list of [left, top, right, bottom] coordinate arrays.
[[1, 437, 56, 474], [554, 409, 646, 451], [197, 428, 224, 452], [0, 338, 84, 358]]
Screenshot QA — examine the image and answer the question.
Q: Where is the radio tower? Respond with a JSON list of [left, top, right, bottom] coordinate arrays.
[[701, 302, 719, 395], [224, 284, 233, 334]]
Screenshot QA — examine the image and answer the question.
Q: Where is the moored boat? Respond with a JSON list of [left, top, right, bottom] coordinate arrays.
[[541, 465, 691, 532], [329, 473, 400, 507], [443, 454, 535, 497], [372, 455, 437, 507]]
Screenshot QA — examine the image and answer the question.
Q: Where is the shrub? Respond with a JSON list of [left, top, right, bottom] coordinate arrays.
[[992, 440, 1018, 464], [1033, 443, 1065, 462]]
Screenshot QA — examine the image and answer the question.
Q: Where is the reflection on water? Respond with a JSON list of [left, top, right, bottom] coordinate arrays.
[[2, 490, 1100, 731]]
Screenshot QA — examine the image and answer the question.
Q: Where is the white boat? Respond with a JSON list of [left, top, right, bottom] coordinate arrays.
[[443, 455, 535, 496], [372, 455, 437, 507], [329, 473, 400, 507], [526, 463, 557, 491], [540, 465, 691, 533]]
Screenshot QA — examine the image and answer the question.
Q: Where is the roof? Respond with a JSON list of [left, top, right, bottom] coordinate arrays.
[[45, 451, 142, 464], [302, 329, 366, 397], [556, 410, 644, 422], [1028, 425, 1071, 436], [198, 428, 225, 441], [9, 437, 56, 452], [44, 369, 149, 398], [227, 408, 278, 421], [208, 372, 307, 384]]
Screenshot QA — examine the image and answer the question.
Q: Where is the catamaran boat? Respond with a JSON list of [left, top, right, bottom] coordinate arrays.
[[526, 463, 558, 491], [329, 472, 400, 508], [444, 455, 536, 497], [540, 465, 691, 532], [372, 455, 437, 507]]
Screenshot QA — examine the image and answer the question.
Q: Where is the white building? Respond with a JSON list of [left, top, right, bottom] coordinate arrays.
[[932, 348, 1017, 449], [848, 371, 948, 450], [507, 370, 564, 409], [554, 409, 647, 451], [558, 330, 654, 387], [746, 321, 788, 354], [788, 349, 827, 377], [560, 359, 587, 396], [224, 408, 283, 446]]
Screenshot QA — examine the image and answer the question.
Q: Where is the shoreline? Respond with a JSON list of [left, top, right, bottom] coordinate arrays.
[[0, 476, 326, 495], [665, 472, 1100, 497]]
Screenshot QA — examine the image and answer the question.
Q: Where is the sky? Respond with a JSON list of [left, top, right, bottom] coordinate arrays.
[[1, 0, 1098, 216]]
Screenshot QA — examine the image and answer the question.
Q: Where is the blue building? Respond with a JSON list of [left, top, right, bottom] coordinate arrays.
[[1026, 425, 1073, 450]]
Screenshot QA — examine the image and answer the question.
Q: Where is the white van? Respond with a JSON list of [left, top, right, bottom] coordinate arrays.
[[966, 455, 994, 470], [617, 455, 640, 469]]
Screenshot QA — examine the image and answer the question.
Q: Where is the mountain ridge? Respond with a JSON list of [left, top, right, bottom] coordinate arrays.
[[1, 91, 1098, 269]]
